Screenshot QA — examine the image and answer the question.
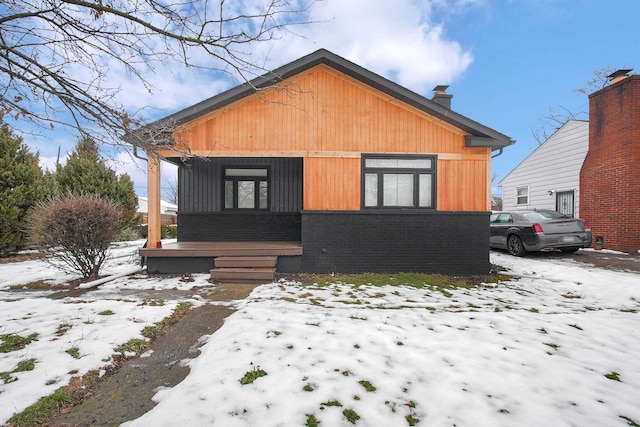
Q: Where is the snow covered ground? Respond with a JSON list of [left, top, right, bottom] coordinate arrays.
[[1, 246, 640, 426]]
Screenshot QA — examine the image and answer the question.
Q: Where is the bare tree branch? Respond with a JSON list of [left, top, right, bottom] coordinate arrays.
[[0, 0, 317, 154]]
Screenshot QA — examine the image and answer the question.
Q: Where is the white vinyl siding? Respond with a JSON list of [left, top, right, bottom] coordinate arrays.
[[498, 120, 588, 216]]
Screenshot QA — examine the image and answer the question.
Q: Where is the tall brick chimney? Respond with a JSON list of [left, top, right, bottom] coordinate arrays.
[[580, 70, 640, 254]]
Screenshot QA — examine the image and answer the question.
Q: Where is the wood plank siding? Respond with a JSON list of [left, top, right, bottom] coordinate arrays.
[[163, 65, 492, 211]]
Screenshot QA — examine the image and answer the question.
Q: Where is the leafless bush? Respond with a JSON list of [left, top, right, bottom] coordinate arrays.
[[27, 194, 123, 280]]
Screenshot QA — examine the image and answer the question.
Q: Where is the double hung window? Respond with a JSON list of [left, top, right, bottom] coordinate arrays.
[[362, 155, 436, 209], [516, 186, 529, 206], [224, 167, 269, 210]]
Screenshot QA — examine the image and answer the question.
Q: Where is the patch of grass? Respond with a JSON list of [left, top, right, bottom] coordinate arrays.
[[0, 358, 37, 384], [620, 308, 638, 313], [56, 322, 73, 336], [114, 338, 149, 356], [15, 358, 36, 372], [66, 347, 80, 359], [620, 415, 640, 426], [343, 408, 360, 424], [141, 301, 193, 340], [406, 414, 420, 426], [359, 380, 376, 392], [305, 413, 320, 427], [0, 332, 39, 353], [568, 324, 583, 330], [561, 293, 582, 299], [605, 371, 621, 382], [97, 309, 114, 316], [499, 408, 510, 414], [307, 272, 511, 290], [239, 366, 267, 385], [529, 307, 540, 313], [303, 383, 315, 392], [537, 327, 548, 334], [321, 400, 343, 407], [342, 370, 352, 377], [397, 341, 404, 346], [544, 343, 559, 350], [8, 388, 74, 426]]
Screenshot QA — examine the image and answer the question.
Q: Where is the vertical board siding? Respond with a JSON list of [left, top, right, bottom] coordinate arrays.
[[178, 157, 302, 213], [304, 158, 360, 210], [175, 65, 490, 212]]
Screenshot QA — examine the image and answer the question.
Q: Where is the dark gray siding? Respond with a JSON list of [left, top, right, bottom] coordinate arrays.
[[178, 157, 303, 213]]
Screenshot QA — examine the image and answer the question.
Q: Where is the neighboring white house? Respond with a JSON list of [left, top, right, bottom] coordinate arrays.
[[137, 196, 178, 224], [498, 120, 588, 217]]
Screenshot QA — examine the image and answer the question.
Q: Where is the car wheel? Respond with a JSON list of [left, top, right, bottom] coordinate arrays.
[[560, 247, 580, 253], [507, 235, 526, 257]]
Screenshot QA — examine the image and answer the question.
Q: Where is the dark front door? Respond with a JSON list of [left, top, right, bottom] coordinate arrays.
[[556, 191, 575, 217]]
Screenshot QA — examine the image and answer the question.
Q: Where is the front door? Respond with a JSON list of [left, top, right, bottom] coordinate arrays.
[[556, 191, 575, 217]]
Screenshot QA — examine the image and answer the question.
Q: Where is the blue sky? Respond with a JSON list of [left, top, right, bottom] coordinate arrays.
[[17, 0, 640, 199]]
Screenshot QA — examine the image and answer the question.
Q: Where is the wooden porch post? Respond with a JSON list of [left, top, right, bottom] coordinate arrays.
[[147, 154, 162, 248]]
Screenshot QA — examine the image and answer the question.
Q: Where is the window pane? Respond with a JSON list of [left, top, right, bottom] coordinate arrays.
[[419, 174, 432, 207], [516, 187, 528, 205], [238, 181, 255, 208], [225, 168, 268, 177], [365, 158, 431, 169], [364, 173, 378, 207], [224, 181, 233, 209], [383, 174, 413, 206], [259, 181, 268, 209]]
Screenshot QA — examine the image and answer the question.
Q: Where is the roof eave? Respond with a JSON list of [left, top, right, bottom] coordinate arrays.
[[151, 49, 514, 149]]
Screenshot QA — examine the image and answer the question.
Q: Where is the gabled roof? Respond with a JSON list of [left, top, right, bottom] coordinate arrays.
[[156, 49, 514, 150]]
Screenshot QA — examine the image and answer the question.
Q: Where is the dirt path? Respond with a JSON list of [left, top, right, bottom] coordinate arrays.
[[47, 283, 259, 427]]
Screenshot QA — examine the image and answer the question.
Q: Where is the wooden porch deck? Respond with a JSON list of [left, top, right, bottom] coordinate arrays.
[[139, 241, 303, 258]]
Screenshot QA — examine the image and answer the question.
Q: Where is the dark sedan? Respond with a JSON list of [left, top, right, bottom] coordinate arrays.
[[490, 210, 592, 256]]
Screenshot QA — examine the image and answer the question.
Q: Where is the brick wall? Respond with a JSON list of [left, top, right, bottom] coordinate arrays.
[[580, 75, 640, 254], [300, 211, 491, 275]]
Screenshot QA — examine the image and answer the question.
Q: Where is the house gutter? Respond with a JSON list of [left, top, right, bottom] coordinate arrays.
[[492, 148, 504, 158]]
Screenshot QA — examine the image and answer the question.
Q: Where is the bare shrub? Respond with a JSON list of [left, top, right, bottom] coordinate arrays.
[[27, 194, 123, 280]]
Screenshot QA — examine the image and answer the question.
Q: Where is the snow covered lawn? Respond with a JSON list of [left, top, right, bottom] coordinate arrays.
[[1, 246, 640, 426]]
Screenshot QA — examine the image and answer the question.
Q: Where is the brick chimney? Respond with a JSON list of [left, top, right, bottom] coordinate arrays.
[[432, 85, 453, 109], [580, 70, 640, 254]]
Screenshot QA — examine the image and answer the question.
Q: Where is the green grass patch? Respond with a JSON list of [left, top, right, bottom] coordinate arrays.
[[568, 324, 583, 330], [620, 415, 640, 426], [343, 408, 360, 424], [305, 413, 320, 427], [0, 332, 39, 353], [321, 400, 343, 407], [97, 309, 114, 316], [359, 380, 376, 392], [8, 388, 74, 426], [605, 371, 621, 382], [306, 272, 511, 290], [303, 383, 315, 392], [66, 347, 80, 359], [56, 322, 73, 336], [141, 301, 193, 340], [114, 338, 149, 356], [239, 366, 267, 385], [0, 358, 37, 384], [406, 414, 420, 426]]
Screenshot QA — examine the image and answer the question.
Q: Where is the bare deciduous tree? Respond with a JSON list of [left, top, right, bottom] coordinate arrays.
[[0, 0, 315, 154], [530, 65, 623, 145]]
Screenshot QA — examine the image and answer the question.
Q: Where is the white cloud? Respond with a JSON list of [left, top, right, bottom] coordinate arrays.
[[258, 0, 475, 94]]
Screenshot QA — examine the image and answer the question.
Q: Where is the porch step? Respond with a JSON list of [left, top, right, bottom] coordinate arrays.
[[210, 267, 276, 282], [214, 256, 278, 268]]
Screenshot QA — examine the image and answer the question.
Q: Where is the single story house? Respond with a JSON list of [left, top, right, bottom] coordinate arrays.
[[499, 70, 640, 254], [138, 49, 514, 279]]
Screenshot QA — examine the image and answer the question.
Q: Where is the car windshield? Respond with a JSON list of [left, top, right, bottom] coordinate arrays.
[[521, 211, 569, 221]]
